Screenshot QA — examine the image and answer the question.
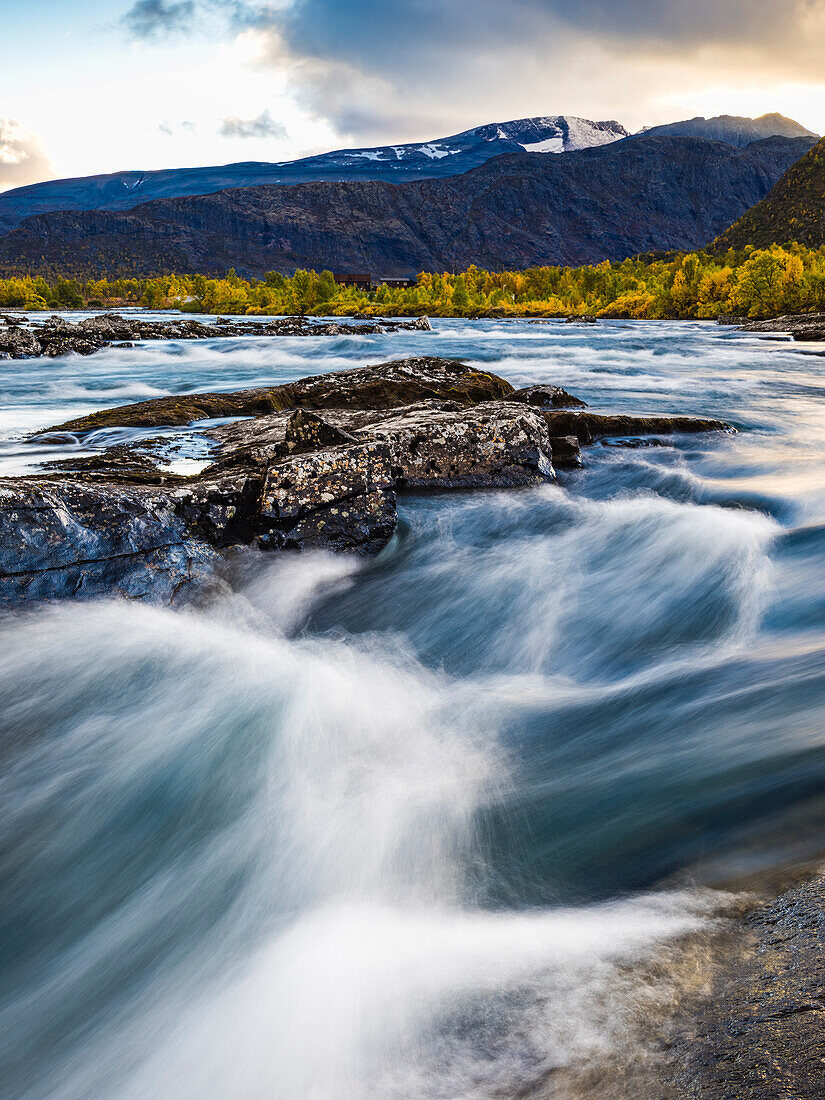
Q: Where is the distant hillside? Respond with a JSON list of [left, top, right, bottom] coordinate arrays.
[[0, 136, 813, 279], [0, 116, 628, 234], [641, 113, 818, 148], [715, 138, 825, 250], [0, 112, 815, 237]]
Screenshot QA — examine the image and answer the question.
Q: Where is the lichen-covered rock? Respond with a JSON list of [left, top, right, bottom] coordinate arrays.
[[1, 356, 731, 604], [0, 326, 40, 360], [284, 409, 358, 454], [739, 313, 825, 341], [355, 401, 555, 488], [257, 441, 396, 553]]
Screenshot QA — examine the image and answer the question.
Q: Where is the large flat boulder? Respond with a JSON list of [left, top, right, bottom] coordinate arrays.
[[47, 356, 512, 433]]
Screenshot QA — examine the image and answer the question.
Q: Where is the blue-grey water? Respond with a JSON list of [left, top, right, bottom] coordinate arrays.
[[2, 316, 825, 1097]]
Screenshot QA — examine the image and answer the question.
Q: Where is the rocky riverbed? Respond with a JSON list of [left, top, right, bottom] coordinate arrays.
[[0, 354, 730, 603], [0, 311, 432, 359]]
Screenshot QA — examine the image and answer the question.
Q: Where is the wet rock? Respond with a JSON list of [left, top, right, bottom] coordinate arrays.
[[44, 356, 513, 434], [670, 872, 825, 1099], [1, 356, 731, 604], [257, 441, 396, 553], [541, 410, 733, 444], [0, 480, 218, 603], [548, 435, 582, 468], [509, 384, 587, 410], [0, 311, 432, 361], [566, 314, 597, 323], [738, 314, 825, 341]]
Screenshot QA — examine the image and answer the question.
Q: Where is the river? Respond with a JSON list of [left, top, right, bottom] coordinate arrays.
[[2, 315, 825, 1097]]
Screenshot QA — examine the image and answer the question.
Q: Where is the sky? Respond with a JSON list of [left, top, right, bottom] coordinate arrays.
[[2, 0, 825, 191]]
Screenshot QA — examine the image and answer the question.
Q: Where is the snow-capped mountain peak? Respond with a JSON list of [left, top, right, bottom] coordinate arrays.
[[452, 115, 629, 154]]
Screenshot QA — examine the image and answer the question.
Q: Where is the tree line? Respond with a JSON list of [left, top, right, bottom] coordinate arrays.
[[1, 244, 824, 319]]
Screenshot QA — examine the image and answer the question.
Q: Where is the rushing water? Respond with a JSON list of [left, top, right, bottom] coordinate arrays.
[[3, 315, 825, 1097]]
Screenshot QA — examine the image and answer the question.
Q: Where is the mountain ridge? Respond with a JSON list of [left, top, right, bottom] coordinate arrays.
[[640, 112, 817, 147], [0, 115, 629, 235], [715, 136, 825, 250], [0, 135, 813, 279], [0, 111, 817, 238]]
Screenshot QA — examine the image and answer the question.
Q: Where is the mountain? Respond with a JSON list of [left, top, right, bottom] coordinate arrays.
[[0, 116, 628, 235], [0, 136, 814, 279], [640, 113, 818, 148], [715, 137, 825, 250]]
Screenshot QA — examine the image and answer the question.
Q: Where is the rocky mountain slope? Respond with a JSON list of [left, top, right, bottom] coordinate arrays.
[[641, 112, 817, 147], [0, 116, 628, 234], [0, 135, 813, 278], [715, 137, 825, 250], [0, 112, 815, 237]]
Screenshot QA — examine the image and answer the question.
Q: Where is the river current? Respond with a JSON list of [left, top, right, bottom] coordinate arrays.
[[2, 315, 825, 1097]]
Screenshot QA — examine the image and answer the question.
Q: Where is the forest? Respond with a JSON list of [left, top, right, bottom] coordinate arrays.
[[1, 243, 823, 320]]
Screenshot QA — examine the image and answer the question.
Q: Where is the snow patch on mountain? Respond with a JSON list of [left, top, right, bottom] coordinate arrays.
[[520, 136, 565, 153]]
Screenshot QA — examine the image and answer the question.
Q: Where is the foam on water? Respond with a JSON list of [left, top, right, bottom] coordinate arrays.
[[0, 594, 716, 1100], [4, 316, 825, 1096]]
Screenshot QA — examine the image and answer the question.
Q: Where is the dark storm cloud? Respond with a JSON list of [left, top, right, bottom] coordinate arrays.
[[244, 0, 822, 70], [219, 0, 825, 136], [122, 0, 196, 41]]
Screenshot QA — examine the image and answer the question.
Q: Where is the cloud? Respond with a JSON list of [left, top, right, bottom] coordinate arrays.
[[122, 0, 195, 41], [0, 119, 54, 191], [158, 119, 198, 135], [224, 0, 825, 139], [219, 108, 287, 139]]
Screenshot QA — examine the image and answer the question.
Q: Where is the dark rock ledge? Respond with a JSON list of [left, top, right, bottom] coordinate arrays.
[[736, 314, 825, 341], [668, 871, 825, 1099], [0, 311, 432, 360], [521, 871, 825, 1099], [0, 356, 731, 603]]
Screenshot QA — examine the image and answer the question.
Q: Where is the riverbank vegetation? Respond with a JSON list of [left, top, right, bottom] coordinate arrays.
[[1, 243, 824, 319]]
